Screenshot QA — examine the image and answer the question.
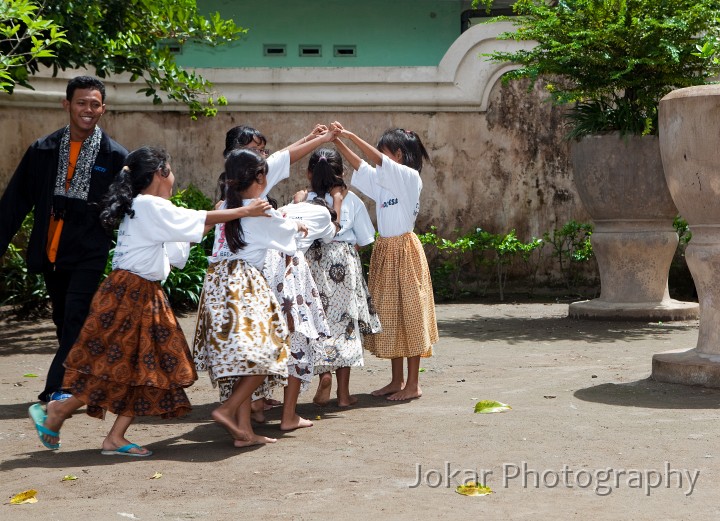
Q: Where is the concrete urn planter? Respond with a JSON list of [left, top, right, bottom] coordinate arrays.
[[652, 85, 720, 388], [568, 133, 699, 321]]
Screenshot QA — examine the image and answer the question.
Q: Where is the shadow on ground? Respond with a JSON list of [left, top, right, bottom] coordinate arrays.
[[574, 379, 720, 409], [438, 314, 696, 345], [0, 320, 57, 356]]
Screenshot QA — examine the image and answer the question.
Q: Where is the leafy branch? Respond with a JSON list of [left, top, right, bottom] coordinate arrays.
[[1, 0, 246, 117]]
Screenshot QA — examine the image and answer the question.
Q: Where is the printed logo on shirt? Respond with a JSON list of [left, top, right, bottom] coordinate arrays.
[[93, 165, 107, 172], [380, 198, 398, 209]]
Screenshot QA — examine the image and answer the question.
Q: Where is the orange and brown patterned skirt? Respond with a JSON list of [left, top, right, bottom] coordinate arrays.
[[63, 269, 198, 419], [364, 232, 439, 359]]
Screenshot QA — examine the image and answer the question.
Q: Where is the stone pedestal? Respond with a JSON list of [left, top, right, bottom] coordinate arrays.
[[567, 134, 698, 321], [652, 85, 720, 388]]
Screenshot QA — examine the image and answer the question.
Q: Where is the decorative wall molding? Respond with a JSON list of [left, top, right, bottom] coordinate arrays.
[[0, 22, 530, 113]]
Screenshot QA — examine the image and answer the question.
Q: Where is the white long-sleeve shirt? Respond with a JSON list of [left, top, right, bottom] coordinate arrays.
[[112, 194, 206, 281]]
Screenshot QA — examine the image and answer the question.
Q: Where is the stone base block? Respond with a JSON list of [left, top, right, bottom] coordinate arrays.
[[568, 299, 699, 321], [652, 348, 720, 388]]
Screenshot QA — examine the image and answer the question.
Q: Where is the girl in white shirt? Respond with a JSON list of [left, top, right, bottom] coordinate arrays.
[[294, 148, 381, 407], [220, 124, 336, 431], [32, 146, 270, 456], [193, 149, 314, 447], [332, 124, 439, 402]]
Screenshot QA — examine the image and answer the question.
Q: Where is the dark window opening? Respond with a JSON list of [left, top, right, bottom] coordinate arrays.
[[299, 45, 322, 57], [334, 45, 357, 57], [264, 44, 287, 57]]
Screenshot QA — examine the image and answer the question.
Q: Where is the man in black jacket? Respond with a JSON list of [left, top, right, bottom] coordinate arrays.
[[0, 76, 128, 403]]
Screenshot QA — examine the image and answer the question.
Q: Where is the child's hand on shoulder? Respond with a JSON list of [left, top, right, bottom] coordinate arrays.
[[244, 198, 272, 217], [293, 189, 308, 203], [296, 222, 309, 237]]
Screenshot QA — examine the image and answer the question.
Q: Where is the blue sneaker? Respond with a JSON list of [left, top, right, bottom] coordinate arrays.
[[48, 391, 72, 402]]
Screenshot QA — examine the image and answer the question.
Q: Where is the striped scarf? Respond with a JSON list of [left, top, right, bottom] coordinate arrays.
[[52, 125, 102, 217]]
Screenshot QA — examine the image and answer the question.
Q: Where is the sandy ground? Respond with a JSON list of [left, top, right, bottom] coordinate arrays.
[[1, 301, 719, 521]]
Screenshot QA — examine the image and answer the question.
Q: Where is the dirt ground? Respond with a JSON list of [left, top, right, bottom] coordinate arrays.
[[1, 300, 719, 521]]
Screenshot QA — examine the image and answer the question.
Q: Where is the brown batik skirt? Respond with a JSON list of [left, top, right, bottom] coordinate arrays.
[[364, 232, 439, 359], [63, 269, 198, 419]]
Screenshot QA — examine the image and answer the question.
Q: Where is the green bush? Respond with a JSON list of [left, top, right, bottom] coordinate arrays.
[[0, 213, 48, 315], [542, 220, 595, 291], [418, 226, 545, 301]]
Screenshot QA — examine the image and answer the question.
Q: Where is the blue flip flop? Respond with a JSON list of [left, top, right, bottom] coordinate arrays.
[[28, 403, 60, 450], [100, 443, 152, 457]]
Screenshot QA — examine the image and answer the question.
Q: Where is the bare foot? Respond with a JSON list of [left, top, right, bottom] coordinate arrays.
[[212, 407, 275, 446], [280, 415, 314, 431], [250, 400, 266, 423], [337, 395, 358, 408], [233, 434, 277, 448], [313, 373, 332, 406], [211, 407, 251, 440], [386, 386, 423, 401], [371, 382, 404, 397]]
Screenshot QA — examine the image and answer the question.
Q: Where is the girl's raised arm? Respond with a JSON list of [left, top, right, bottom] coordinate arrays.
[[333, 135, 363, 171], [331, 121, 383, 167], [279, 124, 337, 164], [280, 124, 327, 151]]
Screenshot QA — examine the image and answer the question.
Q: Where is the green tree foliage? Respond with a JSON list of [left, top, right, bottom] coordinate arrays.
[[475, 0, 720, 137], [0, 0, 68, 91], [0, 0, 245, 117]]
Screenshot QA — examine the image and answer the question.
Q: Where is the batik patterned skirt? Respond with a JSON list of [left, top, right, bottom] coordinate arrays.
[[62, 269, 197, 419], [306, 241, 381, 372], [364, 232, 438, 358], [193, 258, 289, 402], [262, 249, 330, 392]]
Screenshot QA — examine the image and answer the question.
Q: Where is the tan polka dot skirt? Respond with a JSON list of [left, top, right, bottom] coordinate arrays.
[[364, 233, 438, 359]]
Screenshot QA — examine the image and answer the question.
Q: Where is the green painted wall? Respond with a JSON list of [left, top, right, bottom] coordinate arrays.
[[178, 0, 466, 68]]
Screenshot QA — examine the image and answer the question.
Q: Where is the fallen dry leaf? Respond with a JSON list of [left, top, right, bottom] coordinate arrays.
[[456, 482, 493, 496], [10, 489, 38, 504], [474, 400, 512, 414]]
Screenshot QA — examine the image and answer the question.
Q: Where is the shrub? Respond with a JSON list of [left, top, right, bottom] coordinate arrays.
[[0, 213, 48, 316]]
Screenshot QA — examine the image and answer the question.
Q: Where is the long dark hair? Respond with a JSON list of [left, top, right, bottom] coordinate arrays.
[[377, 128, 430, 173], [223, 149, 268, 253], [307, 148, 345, 198], [100, 146, 170, 233], [223, 125, 267, 158]]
